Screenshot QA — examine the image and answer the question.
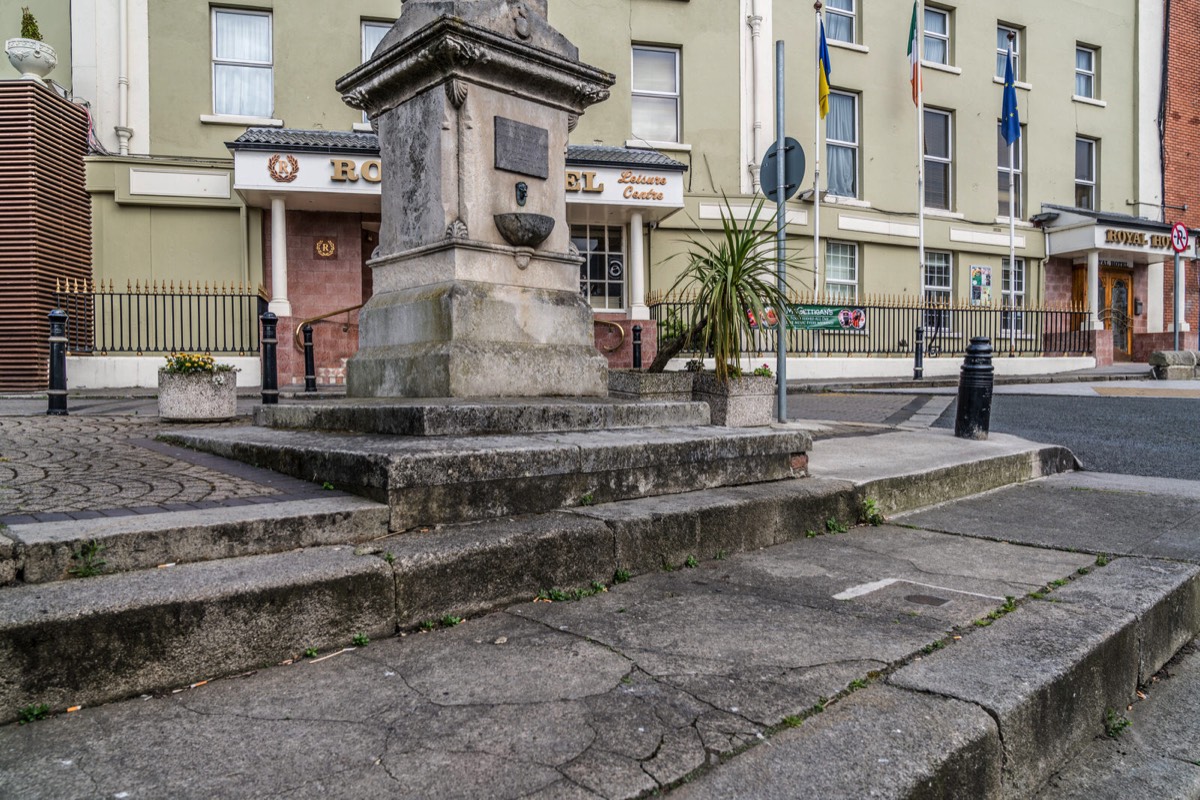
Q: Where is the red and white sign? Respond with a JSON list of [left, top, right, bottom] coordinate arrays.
[[1171, 222, 1189, 253]]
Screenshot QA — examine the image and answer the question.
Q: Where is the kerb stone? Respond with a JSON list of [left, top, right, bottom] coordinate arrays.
[[889, 599, 1139, 798]]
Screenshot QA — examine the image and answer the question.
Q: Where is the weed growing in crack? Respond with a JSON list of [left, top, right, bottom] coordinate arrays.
[[860, 497, 885, 526], [579, 492, 595, 506], [17, 704, 50, 724], [1077, 566, 1090, 576], [1050, 578, 1069, 587], [383, 552, 395, 565], [321, 481, 335, 490], [847, 678, 868, 691], [68, 539, 107, 578], [825, 517, 849, 534], [352, 633, 370, 647], [685, 555, 699, 569], [1104, 707, 1130, 738], [613, 568, 631, 584], [781, 715, 803, 728], [920, 640, 946, 655], [419, 620, 437, 631], [537, 582, 609, 603], [805, 529, 819, 538], [715, 549, 727, 561], [439, 615, 462, 628], [1096, 553, 1111, 567]]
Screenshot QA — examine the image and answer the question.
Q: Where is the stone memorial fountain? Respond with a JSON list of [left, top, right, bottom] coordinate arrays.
[[336, 0, 614, 398]]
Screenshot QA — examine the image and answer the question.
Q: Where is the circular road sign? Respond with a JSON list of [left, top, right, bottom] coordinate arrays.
[[760, 138, 806, 202], [1171, 222, 1189, 253]]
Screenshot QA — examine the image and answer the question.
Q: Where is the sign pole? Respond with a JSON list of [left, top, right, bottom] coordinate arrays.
[[775, 40, 788, 423], [1175, 250, 1182, 351]]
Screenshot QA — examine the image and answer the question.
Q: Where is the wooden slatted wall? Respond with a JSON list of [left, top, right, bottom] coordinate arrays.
[[0, 81, 91, 391]]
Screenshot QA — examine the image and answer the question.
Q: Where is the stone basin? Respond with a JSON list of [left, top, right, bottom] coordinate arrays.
[[494, 212, 555, 248]]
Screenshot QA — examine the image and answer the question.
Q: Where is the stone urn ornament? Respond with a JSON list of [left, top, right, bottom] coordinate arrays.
[[158, 353, 239, 422], [5, 6, 56, 81]]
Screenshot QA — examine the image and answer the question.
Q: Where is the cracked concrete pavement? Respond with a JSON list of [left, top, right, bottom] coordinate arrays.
[[0, 525, 1092, 799]]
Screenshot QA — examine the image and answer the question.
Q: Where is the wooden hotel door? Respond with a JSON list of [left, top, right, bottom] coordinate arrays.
[[1099, 269, 1133, 360]]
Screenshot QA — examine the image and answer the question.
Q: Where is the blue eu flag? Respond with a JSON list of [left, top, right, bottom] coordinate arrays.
[[1001, 45, 1020, 145]]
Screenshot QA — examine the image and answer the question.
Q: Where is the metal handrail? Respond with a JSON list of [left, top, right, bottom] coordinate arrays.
[[293, 304, 364, 351], [594, 318, 626, 353]]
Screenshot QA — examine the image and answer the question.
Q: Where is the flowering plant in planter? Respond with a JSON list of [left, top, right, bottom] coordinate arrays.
[[162, 352, 234, 375], [158, 353, 238, 422]]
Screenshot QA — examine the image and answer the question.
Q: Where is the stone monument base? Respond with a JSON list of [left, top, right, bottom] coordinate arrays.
[[347, 340, 607, 398]]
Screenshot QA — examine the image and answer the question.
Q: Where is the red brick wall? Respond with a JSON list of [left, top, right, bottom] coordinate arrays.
[[1164, 0, 1200, 335], [1044, 259, 1075, 307], [263, 211, 372, 386], [594, 315, 657, 369]]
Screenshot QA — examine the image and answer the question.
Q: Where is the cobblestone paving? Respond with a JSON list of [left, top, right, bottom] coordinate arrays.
[[0, 416, 280, 518]]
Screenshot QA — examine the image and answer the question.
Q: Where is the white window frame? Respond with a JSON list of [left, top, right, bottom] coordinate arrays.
[[826, 90, 859, 199], [924, 108, 953, 211], [573, 223, 627, 312], [825, 0, 856, 44], [1002, 257, 1026, 334], [997, 123, 1023, 219], [211, 8, 273, 119], [1076, 137, 1097, 210], [631, 45, 681, 145], [360, 20, 393, 123], [1075, 45, 1097, 99], [996, 25, 1020, 80], [923, 251, 953, 331], [923, 7, 950, 66], [824, 241, 859, 302]]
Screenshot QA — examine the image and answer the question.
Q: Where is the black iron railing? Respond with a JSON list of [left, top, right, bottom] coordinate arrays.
[[649, 293, 1093, 360], [54, 278, 267, 355]]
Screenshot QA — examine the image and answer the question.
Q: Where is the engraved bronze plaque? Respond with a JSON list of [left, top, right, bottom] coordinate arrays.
[[494, 116, 549, 179]]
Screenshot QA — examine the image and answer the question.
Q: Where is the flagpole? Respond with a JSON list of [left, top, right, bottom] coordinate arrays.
[[916, 1, 925, 286], [1007, 31, 1017, 355], [813, 2, 823, 301]]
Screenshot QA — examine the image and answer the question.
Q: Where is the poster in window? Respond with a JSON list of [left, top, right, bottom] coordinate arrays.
[[970, 265, 992, 306]]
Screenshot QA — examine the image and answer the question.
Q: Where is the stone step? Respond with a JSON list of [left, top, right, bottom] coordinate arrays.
[[0, 496, 389, 585], [255, 397, 711, 436], [164, 425, 812, 531], [0, 436, 1076, 722], [678, 557, 1200, 800]]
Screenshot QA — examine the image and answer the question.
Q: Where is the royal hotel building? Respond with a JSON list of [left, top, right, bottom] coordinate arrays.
[[1, 0, 1194, 387]]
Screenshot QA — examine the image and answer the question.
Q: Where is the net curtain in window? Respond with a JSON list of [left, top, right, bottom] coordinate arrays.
[[826, 94, 856, 197], [214, 11, 272, 117]]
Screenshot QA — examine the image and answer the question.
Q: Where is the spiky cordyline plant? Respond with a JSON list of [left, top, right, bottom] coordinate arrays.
[[666, 195, 795, 383]]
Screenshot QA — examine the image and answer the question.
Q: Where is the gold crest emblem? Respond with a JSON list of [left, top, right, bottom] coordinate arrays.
[[314, 238, 337, 258], [268, 154, 299, 183]]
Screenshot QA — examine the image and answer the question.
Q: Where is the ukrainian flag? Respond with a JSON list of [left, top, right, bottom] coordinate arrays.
[[818, 19, 832, 118]]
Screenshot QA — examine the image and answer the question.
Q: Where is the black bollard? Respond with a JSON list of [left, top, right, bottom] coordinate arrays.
[[260, 311, 279, 405], [632, 325, 642, 370], [302, 324, 317, 393], [47, 309, 69, 416], [954, 337, 994, 440], [913, 326, 924, 381]]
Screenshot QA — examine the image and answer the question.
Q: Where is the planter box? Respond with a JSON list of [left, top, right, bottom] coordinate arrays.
[[692, 373, 775, 427], [608, 369, 695, 402], [158, 370, 238, 422]]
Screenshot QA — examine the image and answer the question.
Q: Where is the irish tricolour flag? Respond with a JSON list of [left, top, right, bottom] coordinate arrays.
[[906, 2, 921, 106]]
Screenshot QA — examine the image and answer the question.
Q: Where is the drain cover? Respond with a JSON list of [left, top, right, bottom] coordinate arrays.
[[905, 594, 949, 607]]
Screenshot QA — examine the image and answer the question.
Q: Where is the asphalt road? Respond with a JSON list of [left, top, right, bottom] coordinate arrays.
[[935, 394, 1200, 480]]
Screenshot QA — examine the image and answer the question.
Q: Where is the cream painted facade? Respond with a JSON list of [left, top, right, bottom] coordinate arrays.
[[2, 0, 1179, 376]]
